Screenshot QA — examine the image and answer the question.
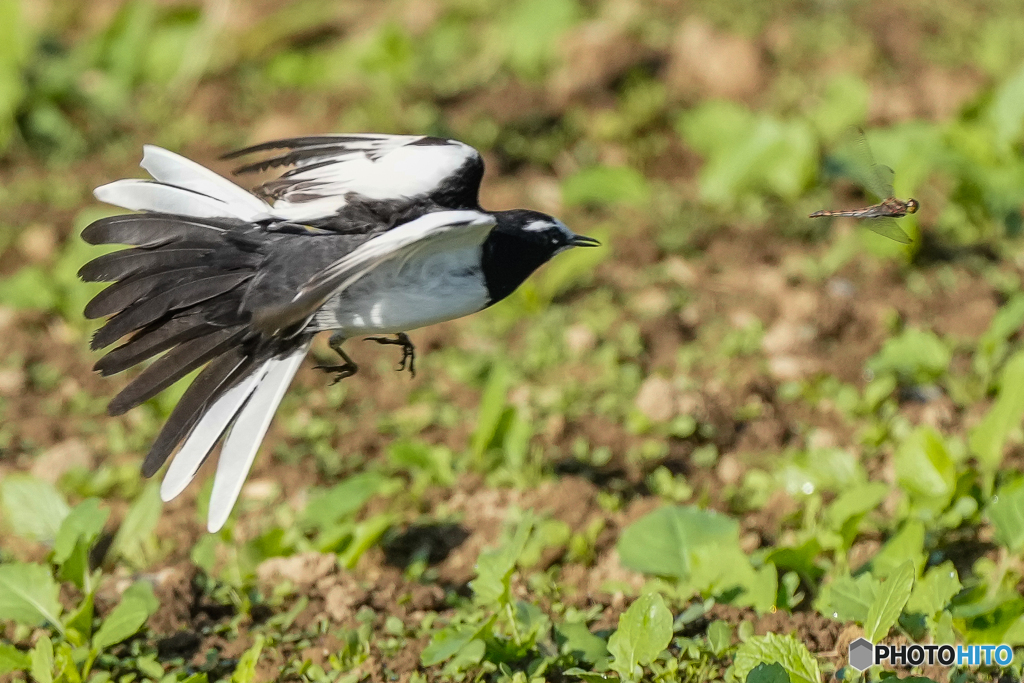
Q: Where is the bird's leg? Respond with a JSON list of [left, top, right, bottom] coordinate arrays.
[[314, 333, 358, 385], [364, 332, 416, 377]]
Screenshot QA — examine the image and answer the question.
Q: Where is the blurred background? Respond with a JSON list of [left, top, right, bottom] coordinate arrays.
[[3, 0, 1024, 680]]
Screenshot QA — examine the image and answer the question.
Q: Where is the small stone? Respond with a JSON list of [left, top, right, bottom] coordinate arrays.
[[18, 225, 57, 263], [0, 368, 26, 395], [664, 257, 697, 286], [324, 584, 358, 622], [30, 439, 94, 483], [565, 324, 597, 354], [716, 454, 743, 486], [257, 552, 336, 588], [635, 377, 676, 423]]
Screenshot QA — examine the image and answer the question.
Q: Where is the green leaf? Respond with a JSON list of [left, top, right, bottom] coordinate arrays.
[[470, 516, 533, 609], [92, 581, 158, 652], [617, 505, 776, 611], [563, 668, 614, 683], [562, 165, 651, 208], [555, 621, 608, 664], [498, 0, 581, 79], [471, 363, 511, 456], [617, 506, 737, 579], [301, 473, 384, 529], [864, 561, 915, 642], [53, 499, 108, 564], [871, 519, 925, 577], [894, 426, 957, 513], [731, 634, 820, 683], [0, 642, 31, 675], [814, 573, 879, 623], [420, 621, 490, 667], [0, 563, 63, 633], [969, 350, 1024, 470], [906, 561, 961, 617], [707, 620, 732, 656], [0, 474, 70, 543], [989, 61, 1024, 147], [677, 103, 816, 206], [230, 634, 264, 683], [29, 635, 53, 683], [607, 592, 673, 681], [53, 499, 109, 591], [746, 662, 791, 683], [0, 266, 59, 311], [108, 483, 161, 567], [867, 328, 950, 384], [987, 481, 1024, 552], [65, 592, 94, 642], [824, 482, 889, 530]]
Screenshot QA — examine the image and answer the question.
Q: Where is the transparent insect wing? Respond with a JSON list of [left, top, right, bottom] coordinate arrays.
[[866, 216, 912, 244], [843, 127, 895, 201]]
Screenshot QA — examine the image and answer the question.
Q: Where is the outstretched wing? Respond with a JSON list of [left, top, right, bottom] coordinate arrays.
[[250, 210, 497, 335], [223, 134, 485, 221]]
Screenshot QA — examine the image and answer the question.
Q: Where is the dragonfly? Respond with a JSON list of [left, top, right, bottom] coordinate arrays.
[[809, 128, 917, 244]]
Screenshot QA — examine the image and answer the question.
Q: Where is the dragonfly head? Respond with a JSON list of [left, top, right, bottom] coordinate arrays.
[[906, 198, 920, 214]]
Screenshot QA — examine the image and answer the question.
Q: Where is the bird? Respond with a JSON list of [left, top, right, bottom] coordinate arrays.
[[80, 134, 600, 532]]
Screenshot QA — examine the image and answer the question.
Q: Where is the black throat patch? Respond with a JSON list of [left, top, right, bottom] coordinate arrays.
[[480, 230, 556, 305]]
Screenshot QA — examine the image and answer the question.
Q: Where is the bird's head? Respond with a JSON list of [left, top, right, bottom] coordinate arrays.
[[493, 209, 600, 255], [482, 209, 600, 304]]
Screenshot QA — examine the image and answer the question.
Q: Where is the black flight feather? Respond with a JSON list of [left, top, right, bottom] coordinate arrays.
[[140, 350, 252, 477], [108, 326, 246, 416]]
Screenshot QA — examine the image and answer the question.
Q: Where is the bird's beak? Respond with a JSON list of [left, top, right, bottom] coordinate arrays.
[[571, 234, 601, 248]]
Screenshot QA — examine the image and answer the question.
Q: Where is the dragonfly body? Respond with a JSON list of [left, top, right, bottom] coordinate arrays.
[[809, 196, 919, 220], [809, 128, 918, 244]]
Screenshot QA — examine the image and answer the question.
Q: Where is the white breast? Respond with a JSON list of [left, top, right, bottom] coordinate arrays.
[[314, 245, 489, 336]]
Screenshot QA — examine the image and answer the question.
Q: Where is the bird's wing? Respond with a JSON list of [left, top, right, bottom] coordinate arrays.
[[223, 134, 484, 220], [251, 209, 497, 335], [95, 146, 273, 222]]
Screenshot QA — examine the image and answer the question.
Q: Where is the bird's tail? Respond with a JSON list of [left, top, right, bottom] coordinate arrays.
[[82, 147, 309, 531]]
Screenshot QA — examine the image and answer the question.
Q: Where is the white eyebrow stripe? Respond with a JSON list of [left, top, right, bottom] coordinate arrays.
[[523, 220, 555, 232]]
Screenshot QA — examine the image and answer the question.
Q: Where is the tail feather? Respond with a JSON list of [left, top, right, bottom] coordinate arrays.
[[159, 362, 267, 501], [79, 247, 222, 283], [91, 271, 251, 349], [82, 214, 235, 247], [84, 267, 228, 319], [94, 315, 213, 376], [207, 342, 309, 532], [141, 350, 252, 477], [108, 326, 246, 415]]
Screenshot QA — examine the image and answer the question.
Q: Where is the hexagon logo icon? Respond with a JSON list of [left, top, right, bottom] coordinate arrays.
[[848, 637, 874, 672]]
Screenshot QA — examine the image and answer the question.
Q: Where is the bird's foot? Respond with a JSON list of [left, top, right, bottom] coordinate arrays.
[[314, 362, 358, 385], [365, 332, 416, 377]]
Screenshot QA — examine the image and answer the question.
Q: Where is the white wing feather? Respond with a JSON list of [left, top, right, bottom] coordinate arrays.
[[141, 145, 271, 221], [159, 364, 269, 503], [265, 137, 479, 221], [95, 147, 272, 222], [206, 342, 310, 532]]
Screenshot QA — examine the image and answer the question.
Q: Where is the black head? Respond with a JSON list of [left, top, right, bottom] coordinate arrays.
[[481, 209, 600, 305]]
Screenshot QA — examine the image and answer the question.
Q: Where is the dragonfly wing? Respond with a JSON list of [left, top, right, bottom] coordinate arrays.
[[836, 127, 894, 200], [874, 164, 896, 200], [867, 217, 911, 244]]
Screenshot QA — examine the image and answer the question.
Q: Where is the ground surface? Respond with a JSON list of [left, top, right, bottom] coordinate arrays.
[[2, 1, 1024, 682]]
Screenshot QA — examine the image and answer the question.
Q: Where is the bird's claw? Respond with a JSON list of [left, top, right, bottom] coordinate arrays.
[[365, 333, 416, 378], [314, 363, 357, 385]]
